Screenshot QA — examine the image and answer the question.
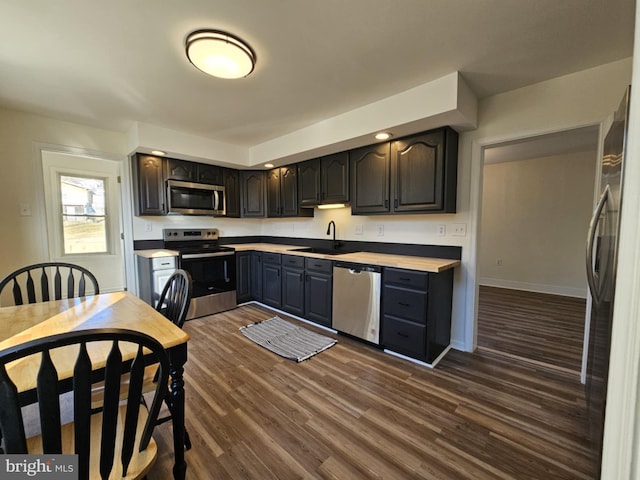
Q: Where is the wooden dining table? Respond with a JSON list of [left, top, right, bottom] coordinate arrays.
[[0, 291, 190, 480]]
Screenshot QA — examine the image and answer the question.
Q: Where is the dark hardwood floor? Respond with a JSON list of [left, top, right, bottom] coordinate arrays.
[[477, 286, 586, 374], [147, 302, 595, 480]]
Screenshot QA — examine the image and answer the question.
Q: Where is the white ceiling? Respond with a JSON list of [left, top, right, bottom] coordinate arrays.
[[0, 0, 634, 149]]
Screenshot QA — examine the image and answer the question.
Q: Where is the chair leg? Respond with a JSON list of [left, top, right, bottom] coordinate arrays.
[[163, 395, 191, 450]]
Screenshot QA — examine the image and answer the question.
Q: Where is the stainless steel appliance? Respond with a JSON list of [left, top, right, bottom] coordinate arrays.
[[585, 87, 629, 474], [167, 179, 226, 216], [332, 262, 381, 344], [163, 228, 236, 319]]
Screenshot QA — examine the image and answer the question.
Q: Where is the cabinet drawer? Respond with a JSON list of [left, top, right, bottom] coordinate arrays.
[[383, 285, 427, 324], [262, 252, 281, 265], [305, 258, 332, 274], [382, 315, 426, 359], [151, 256, 177, 270], [384, 268, 428, 291], [282, 255, 304, 269]]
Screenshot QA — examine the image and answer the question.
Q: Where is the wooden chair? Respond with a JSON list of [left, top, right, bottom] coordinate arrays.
[[0, 328, 169, 479], [91, 270, 192, 449], [0, 262, 99, 305]]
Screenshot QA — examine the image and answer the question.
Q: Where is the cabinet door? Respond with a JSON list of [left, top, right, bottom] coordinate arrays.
[[241, 171, 266, 217], [223, 168, 241, 218], [280, 166, 299, 217], [133, 154, 166, 215], [321, 152, 349, 204], [198, 164, 223, 185], [282, 267, 305, 316], [266, 168, 281, 217], [350, 143, 390, 214], [305, 272, 332, 327], [166, 158, 197, 181], [391, 128, 458, 213], [250, 252, 263, 301], [262, 264, 281, 308], [298, 159, 321, 207], [236, 252, 251, 303]]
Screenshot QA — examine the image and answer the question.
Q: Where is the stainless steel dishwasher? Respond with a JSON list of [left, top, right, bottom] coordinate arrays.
[[332, 262, 382, 344]]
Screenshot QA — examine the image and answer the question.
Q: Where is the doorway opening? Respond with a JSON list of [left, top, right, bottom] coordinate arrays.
[[476, 126, 599, 375]]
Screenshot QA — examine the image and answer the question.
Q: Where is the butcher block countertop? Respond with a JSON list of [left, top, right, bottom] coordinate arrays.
[[225, 243, 460, 273]]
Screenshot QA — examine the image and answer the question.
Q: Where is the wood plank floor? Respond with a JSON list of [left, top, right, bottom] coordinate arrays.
[[477, 286, 586, 374], [146, 303, 595, 480]]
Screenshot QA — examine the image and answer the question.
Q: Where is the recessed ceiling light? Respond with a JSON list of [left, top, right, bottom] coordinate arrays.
[[375, 132, 392, 140], [264, 163, 275, 168], [185, 29, 256, 79], [151, 150, 166, 156]]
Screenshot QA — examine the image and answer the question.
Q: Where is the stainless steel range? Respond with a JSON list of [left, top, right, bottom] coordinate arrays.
[[163, 228, 236, 320]]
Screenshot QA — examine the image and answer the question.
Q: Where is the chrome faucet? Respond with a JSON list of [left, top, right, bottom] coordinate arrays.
[[326, 220, 338, 249]]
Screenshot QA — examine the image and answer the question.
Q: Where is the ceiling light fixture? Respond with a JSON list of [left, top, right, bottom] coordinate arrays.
[[375, 132, 392, 140], [264, 163, 275, 169], [185, 29, 256, 79], [151, 150, 166, 156]]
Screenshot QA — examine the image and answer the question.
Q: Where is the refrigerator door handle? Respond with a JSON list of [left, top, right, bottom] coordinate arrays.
[[586, 185, 610, 306]]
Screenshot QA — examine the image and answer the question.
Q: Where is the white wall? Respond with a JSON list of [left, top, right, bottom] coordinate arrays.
[[0, 108, 128, 277], [456, 57, 633, 352], [479, 150, 597, 297]]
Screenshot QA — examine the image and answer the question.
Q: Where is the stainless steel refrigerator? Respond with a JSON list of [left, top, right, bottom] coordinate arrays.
[[585, 87, 630, 474]]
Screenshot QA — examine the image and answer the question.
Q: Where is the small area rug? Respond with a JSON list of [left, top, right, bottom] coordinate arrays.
[[240, 316, 337, 362]]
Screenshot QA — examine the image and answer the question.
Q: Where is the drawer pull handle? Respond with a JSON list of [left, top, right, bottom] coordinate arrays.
[[397, 332, 409, 338], [398, 302, 410, 307], [400, 277, 411, 281]]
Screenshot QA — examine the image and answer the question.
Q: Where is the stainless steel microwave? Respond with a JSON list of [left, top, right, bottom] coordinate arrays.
[[166, 179, 226, 216]]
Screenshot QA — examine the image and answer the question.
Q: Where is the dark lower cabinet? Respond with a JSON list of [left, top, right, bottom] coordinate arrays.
[[304, 258, 333, 327], [262, 253, 281, 308], [381, 267, 453, 363], [281, 255, 305, 316], [250, 252, 263, 301], [236, 252, 251, 303]]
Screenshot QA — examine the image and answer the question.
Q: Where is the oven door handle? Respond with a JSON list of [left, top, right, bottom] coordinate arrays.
[[181, 251, 235, 260]]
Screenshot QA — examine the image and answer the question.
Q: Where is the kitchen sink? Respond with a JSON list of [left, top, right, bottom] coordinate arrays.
[[290, 247, 352, 256]]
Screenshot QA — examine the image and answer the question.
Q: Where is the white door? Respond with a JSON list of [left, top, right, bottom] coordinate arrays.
[[41, 150, 125, 292]]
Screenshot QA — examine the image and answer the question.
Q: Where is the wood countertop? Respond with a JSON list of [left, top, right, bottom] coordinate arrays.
[[134, 249, 179, 258], [225, 243, 460, 273]]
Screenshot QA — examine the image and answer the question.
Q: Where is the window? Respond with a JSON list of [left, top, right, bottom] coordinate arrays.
[[60, 175, 108, 254]]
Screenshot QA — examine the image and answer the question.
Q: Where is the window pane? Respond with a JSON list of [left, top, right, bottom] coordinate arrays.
[[60, 175, 107, 254]]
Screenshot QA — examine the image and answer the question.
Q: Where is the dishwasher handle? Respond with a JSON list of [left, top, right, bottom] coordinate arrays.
[[335, 262, 381, 274]]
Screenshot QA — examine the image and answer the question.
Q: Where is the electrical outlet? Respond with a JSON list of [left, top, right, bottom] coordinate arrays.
[[145, 223, 152, 232], [452, 223, 467, 236], [496, 259, 503, 266], [437, 224, 446, 236], [377, 225, 384, 236], [19, 203, 32, 217]]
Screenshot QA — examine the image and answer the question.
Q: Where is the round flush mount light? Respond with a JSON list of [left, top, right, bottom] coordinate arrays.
[[375, 132, 392, 141], [151, 150, 166, 156], [185, 29, 256, 79]]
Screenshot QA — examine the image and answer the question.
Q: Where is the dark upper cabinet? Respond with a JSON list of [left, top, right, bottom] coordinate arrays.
[[165, 158, 197, 182], [298, 152, 349, 207], [132, 154, 166, 216], [350, 127, 458, 215], [267, 166, 312, 217], [391, 127, 458, 213], [240, 170, 266, 218], [298, 159, 321, 206], [166, 158, 223, 185], [198, 164, 223, 185], [350, 143, 391, 214], [321, 152, 350, 204], [223, 168, 241, 218]]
